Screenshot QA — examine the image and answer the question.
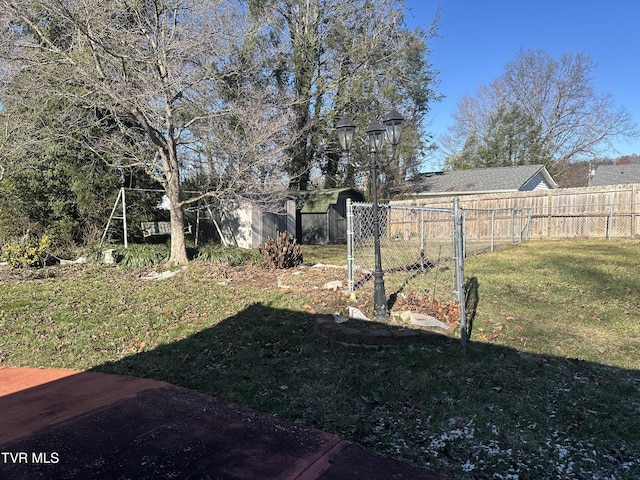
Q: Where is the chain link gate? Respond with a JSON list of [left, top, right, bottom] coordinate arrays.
[[346, 198, 468, 349]]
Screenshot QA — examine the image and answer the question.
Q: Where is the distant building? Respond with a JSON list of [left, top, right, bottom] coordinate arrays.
[[218, 194, 296, 249], [293, 188, 365, 244], [588, 164, 640, 186], [217, 188, 365, 248], [401, 164, 558, 200]]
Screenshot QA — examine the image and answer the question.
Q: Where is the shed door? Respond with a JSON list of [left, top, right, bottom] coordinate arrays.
[[329, 207, 347, 244], [254, 211, 286, 247]]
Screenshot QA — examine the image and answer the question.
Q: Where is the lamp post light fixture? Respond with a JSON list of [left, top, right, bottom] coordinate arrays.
[[336, 109, 404, 319], [336, 114, 356, 156]]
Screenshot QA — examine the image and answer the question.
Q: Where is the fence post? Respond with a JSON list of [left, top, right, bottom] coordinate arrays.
[[121, 187, 128, 249], [420, 209, 425, 270], [490, 209, 495, 252], [632, 185, 638, 238], [453, 198, 467, 350], [346, 198, 354, 292], [518, 208, 523, 243], [510, 208, 515, 244]]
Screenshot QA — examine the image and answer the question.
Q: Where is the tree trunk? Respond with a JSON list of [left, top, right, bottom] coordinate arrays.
[[168, 197, 188, 265], [165, 154, 189, 265]]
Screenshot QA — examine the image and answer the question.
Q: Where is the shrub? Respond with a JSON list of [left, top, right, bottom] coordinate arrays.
[[195, 245, 259, 266], [116, 244, 169, 267], [258, 232, 303, 269], [1, 232, 51, 268]]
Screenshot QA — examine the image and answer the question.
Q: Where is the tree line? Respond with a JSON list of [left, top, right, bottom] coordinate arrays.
[[1, 3, 636, 265], [0, 0, 440, 263]]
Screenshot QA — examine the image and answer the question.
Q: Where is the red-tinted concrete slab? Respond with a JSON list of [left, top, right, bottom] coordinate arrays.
[[0, 368, 453, 479], [0, 382, 343, 479], [0, 367, 81, 395], [0, 368, 162, 445]]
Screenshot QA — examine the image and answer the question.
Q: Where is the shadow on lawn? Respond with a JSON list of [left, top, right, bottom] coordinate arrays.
[[464, 276, 479, 339], [91, 302, 458, 398], [88, 302, 639, 477], [0, 299, 635, 480]]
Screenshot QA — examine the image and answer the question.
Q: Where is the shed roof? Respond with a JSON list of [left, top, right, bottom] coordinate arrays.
[[407, 165, 558, 194], [589, 164, 640, 186], [295, 188, 363, 213]]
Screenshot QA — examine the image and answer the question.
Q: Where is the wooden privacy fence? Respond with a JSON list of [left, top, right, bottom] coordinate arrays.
[[390, 184, 640, 248]]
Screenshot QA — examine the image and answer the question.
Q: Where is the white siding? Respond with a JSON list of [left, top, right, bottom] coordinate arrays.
[[219, 198, 253, 249], [520, 172, 550, 191]]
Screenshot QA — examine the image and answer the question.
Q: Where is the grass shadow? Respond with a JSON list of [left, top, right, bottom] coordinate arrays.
[[464, 276, 479, 339], [88, 302, 640, 479]]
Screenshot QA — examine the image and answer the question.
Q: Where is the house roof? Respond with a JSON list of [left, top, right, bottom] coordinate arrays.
[[295, 188, 364, 214], [407, 165, 558, 195], [589, 164, 640, 186]]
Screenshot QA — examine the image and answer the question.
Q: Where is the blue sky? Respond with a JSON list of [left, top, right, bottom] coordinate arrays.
[[403, 0, 640, 170]]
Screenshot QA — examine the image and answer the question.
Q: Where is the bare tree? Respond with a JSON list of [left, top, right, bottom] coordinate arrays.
[[250, 0, 441, 193], [0, 0, 289, 264], [442, 49, 638, 172]]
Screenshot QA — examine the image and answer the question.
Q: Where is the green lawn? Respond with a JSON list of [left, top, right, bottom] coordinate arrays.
[[1, 239, 639, 479], [302, 243, 347, 265]]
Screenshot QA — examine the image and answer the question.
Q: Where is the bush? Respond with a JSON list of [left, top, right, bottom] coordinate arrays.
[[258, 232, 303, 269], [1, 232, 51, 268], [195, 245, 259, 266], [116, 244, 169, 267]]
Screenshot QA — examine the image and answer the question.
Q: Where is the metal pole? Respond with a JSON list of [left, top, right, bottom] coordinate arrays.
[[420, 209, 425, 271], [490, 209, 495, 252], [453, 198, 467, 351], [195, 200, 201, 247], [518, 208, 523, 243], [346, 198, 354, 292], [371, 151, 388, 318], [121, 187, 128, 249], [510, 208, 515, 244]]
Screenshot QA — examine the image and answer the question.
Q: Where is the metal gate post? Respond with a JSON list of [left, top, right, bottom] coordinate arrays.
[[122, 187, 128, 248], [346, 198, 354, 292], [510, 208, 515, 244], [453, 198, 467, 350], [420, 209, 425, 270], [490, 209, 495, 252]]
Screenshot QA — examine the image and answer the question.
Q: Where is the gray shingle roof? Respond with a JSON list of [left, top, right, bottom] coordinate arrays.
[[409, 165, 555, 194], [589, 164, 640, 186]]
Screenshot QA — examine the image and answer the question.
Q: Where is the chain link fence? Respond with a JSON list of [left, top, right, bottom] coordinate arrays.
[[346, 199, 470, 347], [345, 197, 640, 348], [525, 203, 640, 240], [460, 207, 527, 255], [459, 202, 640, 254]]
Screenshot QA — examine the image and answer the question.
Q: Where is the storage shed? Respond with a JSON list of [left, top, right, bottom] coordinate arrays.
[[218, 194, 296, 249], [295, 188, 365, 244]]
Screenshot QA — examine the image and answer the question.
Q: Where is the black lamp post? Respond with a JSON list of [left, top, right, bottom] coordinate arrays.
[[336, 109, 404, 318]]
